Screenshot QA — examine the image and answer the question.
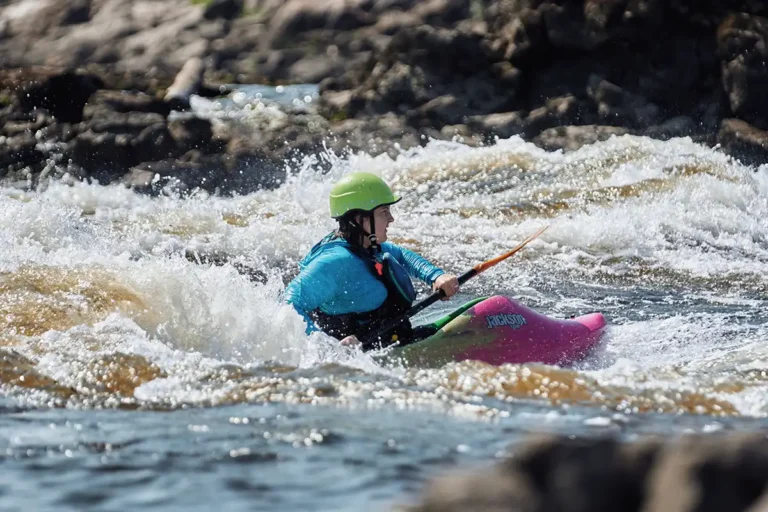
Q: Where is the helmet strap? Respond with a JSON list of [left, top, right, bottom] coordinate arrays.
[[338, 211, 380, 254], [366, 211, 381, 254]]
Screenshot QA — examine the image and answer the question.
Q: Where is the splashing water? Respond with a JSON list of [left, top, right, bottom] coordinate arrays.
[[2, 133, 767, 412]]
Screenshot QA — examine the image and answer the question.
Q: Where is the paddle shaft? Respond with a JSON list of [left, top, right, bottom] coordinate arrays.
[[360, 226, 548, 350]]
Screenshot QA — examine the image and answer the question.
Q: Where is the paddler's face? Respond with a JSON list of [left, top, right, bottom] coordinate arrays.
[[363, 205, 394, 243]]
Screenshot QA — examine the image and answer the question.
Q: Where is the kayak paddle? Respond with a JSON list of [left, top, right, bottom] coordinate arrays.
[[360, 225, 549, 350]]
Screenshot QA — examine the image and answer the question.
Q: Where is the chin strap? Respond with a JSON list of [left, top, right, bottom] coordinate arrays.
[[366, 211, 381, 254], [347, 211, 381, 255], [364, 211, 385, 276]]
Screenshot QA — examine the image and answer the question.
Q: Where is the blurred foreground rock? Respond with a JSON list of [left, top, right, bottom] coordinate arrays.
[[401, 434, 768, 512]]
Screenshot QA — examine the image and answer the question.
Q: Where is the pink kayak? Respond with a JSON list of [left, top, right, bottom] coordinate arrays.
[[389, 295, 607, 368]]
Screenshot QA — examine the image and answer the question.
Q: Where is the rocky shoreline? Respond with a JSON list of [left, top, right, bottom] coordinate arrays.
[[1, 0, 768, 196]]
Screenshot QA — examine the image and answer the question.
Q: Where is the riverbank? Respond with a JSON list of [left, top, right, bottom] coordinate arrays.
[[2, 1, 768, 195]]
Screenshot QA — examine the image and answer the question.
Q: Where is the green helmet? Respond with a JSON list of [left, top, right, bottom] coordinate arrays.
[[329, 172, 401, 218]]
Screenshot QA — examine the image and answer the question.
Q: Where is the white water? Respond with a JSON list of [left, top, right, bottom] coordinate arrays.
[[1, 132, 767, 415]]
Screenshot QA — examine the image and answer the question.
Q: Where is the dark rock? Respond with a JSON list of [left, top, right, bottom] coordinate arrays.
[[466, 111, 526, 140], [68, 130, 136, 183], [533, 125, 630, 152], [46, 0, 92, 25], [291, 54, 347, 84], [587, 76, 662, 129], [489, 9, 546, 65], [438, 123, 485, 146], [319, 89, 355, 119], [210, 18, 267, 60], [693, 90, 729, 134], [359, 61, 429, 115], [373, 10, 422, 35], [489, 1, 721, 117], [0, 133, 46, 179], [242, 0, 284, 19], [629, 34, 719, 116], [491, 61, 522, 90], [203, 0, 243, 20], [717, 118, 768, 167], [67, 115, 181, 183], [717, 13, 768, 130], [0, 0, 208, 73], [525, 54, 601, 108], [168, 117, 215, 153], [406, 95, 473, 128], [87, 112, 166, 135], [324, 25, 521, 123], [83, 90, 172, 118], [323, 114, 423, 158], [367, 0, 418, 13], [643, 116, 698, 141], [0, 111, 55, 138], [524, 95, 597, 138], [134, 123, 178, 163], [412, 0, 471, 27], [438, 94, 592, 144], [124, 148, 286, 196], [263, 0, 375, 50], [36, 121, 78, 145], [384, 25, 496, 76], [19, 0, 93, 36], [121, 168, 157, 190], [2, 69, 104, 123], [404, 434, 768, 512], [249, 48, 308, 81], [541, 2, 613, 51]]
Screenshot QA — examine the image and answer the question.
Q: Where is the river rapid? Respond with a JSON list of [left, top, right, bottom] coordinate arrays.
[[1, 92, 767, 510]]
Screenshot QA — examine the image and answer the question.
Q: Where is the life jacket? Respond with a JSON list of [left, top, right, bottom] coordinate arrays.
[[308, 235, 418, 349]]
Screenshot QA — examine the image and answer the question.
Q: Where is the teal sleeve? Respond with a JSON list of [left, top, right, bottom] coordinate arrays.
[[383, 243, 445, 285], [284, 258, 339, 334]]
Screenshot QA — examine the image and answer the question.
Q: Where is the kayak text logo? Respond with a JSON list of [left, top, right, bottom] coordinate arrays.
[[485, 313, 526, 329]]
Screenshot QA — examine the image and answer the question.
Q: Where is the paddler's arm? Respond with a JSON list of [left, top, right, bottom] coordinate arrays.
[[384, 243, 460, 299], [284, 258, 339, 335], [382, 242, 444, 283]]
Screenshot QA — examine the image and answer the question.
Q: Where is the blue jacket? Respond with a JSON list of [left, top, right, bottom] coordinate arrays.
[[284, 234, 445, 334]]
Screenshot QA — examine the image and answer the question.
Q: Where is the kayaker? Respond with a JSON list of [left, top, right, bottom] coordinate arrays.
[[284, 172, 460, 349]]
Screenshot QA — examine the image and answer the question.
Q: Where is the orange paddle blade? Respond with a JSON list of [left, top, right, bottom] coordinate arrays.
[[473, 225, 548, 274]]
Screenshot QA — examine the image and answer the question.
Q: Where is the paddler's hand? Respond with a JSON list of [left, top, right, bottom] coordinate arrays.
[[433, 274, 459, 300], [340, 335, 361, 347]]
